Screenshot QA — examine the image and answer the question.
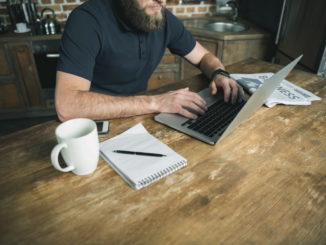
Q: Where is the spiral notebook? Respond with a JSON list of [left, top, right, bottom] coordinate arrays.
[[100, 123, 187, 190]]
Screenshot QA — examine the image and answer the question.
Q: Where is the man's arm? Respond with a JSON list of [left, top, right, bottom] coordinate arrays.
[[184, 41, 244, 104], [55, 71, 207, 121]]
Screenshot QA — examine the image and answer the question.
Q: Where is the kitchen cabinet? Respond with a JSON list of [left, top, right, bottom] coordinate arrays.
[[0, 42, 41, 112], [10, 43, 43, 107], [0, 44, 23, 110], [0, 45, 24, 110], [220, 39, 273, 65], [0, 35, 58, 119]]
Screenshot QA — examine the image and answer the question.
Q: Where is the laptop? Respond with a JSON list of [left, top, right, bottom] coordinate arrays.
[[154, 55, 302, 145]]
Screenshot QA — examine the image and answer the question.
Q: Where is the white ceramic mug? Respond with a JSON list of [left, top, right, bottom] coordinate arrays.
[[51, 118, 99, 175]]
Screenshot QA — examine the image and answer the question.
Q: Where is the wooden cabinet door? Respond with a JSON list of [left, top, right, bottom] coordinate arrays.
[[0, 46, 11, 76], [0, 42, 44, 117], [222, 39, 274, 66], [0, 83, 25, 109], [0, 44, 25, 110], [9, 43, 43, 108]]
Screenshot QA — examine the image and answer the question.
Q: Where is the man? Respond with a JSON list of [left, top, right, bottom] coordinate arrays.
[[55, 0, 243, 122]]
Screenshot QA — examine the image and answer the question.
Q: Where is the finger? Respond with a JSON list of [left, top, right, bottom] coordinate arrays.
[[209, 82, 218, 95], [193, 94, 207, 111], [167, 90, 207, 118], [178, 106, 198, 119], [182, 100, 207, 116], [223, 84, 231, 103], [214, 76, 232, 103], [238, 86, 245, 102], [230, 83, 239, 104], [178, 89, 207, 110]]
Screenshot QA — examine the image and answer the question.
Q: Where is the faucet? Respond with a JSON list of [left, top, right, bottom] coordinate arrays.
[[226, 0, 238, 21], [215, 0, 238, 21]]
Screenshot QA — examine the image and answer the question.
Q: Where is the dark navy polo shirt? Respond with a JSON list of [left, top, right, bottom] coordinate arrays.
[[57, 0, 196, 95]]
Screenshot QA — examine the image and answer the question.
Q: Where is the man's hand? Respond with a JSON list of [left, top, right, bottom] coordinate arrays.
[[183, 41, 244, 104], [152, 87, 207, 119], [209, 74, 244, 104]]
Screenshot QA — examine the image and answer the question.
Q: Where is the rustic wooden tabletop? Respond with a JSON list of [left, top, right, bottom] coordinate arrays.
[[1, 59, 325, 245]]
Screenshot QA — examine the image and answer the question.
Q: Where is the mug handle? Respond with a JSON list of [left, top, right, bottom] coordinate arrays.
[[51, 143, 75, 172]]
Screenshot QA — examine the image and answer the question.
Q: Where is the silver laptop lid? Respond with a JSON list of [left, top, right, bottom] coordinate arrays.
[[217, 55, 302, 143]]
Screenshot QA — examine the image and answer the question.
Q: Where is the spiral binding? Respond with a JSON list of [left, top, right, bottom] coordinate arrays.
[[137, 160, 187, 188]]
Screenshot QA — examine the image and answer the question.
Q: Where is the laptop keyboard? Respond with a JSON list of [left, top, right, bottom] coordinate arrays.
[[181, 99, 246, 138]]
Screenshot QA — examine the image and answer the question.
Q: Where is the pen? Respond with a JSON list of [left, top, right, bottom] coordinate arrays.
[[113, 150, 166, 157]]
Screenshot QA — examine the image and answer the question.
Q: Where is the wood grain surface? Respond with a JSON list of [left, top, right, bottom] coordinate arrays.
[[0, 59, 325, 245]]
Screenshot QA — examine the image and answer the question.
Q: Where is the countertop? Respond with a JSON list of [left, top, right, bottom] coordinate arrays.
[[0, 31, 61, 42], [0, 59, 325, 245], [0, 17, 270, 42]]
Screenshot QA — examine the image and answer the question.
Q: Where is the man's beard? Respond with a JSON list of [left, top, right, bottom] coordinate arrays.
[[119, 0, 166, 32]]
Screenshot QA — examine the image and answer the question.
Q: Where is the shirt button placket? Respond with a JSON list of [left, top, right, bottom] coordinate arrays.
[[139, 35, 146, 59]]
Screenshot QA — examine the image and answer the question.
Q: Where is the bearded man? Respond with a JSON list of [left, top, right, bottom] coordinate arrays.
[[55, 0, 243, 121]]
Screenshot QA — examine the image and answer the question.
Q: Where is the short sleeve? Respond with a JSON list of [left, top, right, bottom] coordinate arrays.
[[165, 11, 196, 57], [57, 7, 102, 81]]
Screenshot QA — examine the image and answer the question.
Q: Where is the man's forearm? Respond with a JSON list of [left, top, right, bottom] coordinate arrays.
[[56, 90, 157, 121], [199, 52, 225, 79]]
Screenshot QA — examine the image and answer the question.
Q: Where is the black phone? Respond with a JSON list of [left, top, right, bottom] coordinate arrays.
[[96, 121, 110, 134]]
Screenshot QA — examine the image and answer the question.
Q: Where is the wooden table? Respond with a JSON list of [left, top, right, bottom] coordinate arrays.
[[1, 59, 325, 245]]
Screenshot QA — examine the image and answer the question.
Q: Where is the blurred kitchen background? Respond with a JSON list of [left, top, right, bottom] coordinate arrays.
[[0, 0, 325, 136]]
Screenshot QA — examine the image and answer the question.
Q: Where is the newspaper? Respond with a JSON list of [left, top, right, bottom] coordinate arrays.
[[231, 73, 321, 108]]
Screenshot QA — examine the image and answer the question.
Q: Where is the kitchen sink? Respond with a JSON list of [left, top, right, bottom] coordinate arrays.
[[183, 19, 248, 32], [204, 22, 248, 32]]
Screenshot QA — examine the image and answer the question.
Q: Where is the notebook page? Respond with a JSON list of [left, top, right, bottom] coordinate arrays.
[[100, 123, 187, 189]]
